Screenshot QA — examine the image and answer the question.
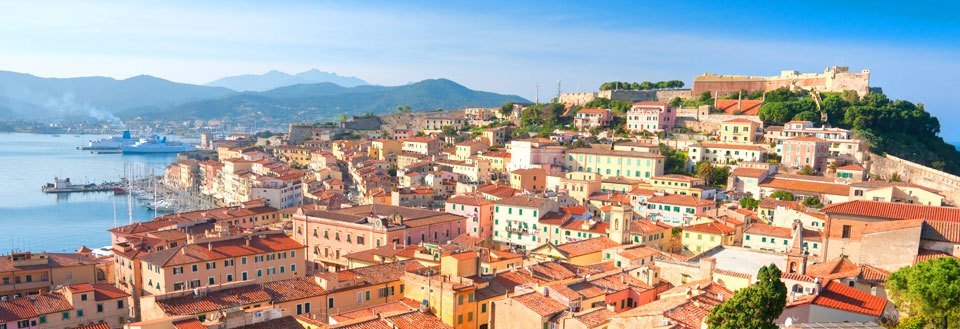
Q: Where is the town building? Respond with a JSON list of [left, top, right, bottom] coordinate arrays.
[[492, 196, 561, 250], [564, 148, 664, 180], [574, 108, 613, 130], [626, 102, 675, 133], [719, 118, 762, 143]]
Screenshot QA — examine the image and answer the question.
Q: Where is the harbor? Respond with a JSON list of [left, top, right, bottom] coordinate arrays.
[[41, 177, 126, 194]]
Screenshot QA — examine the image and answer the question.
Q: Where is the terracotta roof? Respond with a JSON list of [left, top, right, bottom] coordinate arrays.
[[744, 223, 792, 238], [158, 277, 327, 315], [476, 183, 518, 199], [723, 118, 760, 124], [497, 196, 552, 208], [512, 292, 568, 316], [68, 283, 130, 301], [731, 167, 768, 179], [648, 194, 714, 207], [446, 194, 493, 207], [0, 293, 73, 322], [70, 323, 112, 329], [758, 198, 797, 209], [140, 232, 303, 267], [554, 237, 621, 257], [618, 245, 661, 261], [837, 164, 866, 171], [811, 281, 887, 317], [759, 177, 850, 196], [697, 142, 764, 151], [172, 318, 208, 329], [915, 249, 958, 263], [566, 148, 664, 159], [332, 299, 419, 322], [386, 310, 452, 329], [713, 268, 752, 279], [715, 99, 763, 115], [655, 174, 704, 183], [234, 316, 306, 329], [862, 219, 924, 234], [922, 220, 960, 243], [822, 200, 960, 222], [572, 308, 616, 328], [577, 108, 610, 115], [683, 221, 735, 235]]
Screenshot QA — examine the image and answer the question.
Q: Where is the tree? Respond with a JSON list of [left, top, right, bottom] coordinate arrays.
[[500, 102, 515, 117], [798, 165, 817, 176], [441, 125, 457, 137], [712, 166, 730, 188], [339, 114, 347, 122], [802, 196, 822, 208], [669, 97, 683, 108], [792, 111, 821, 125], [770, 191, 794, 201], [888, 257, 960, 329], [520, 107, 543, 126], [396, 105, 412, 114], [739, 196, 760, 210], [695, 161, 715, 184], [706, 264, 787, 329]]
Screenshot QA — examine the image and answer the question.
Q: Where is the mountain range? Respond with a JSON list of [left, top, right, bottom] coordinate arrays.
[[206, 69, 368, 91], [0, 70, 527, 122]]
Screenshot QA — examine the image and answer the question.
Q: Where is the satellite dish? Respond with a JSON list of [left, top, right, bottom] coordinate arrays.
[[784, 317, 794, 327]]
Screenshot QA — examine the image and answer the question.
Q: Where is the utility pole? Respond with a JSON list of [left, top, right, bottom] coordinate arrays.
[[535, 83, 540, 105]]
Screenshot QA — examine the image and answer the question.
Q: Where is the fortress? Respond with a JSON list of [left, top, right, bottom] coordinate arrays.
[[558, 89, 691, 106], [692, 66, 870, 97]]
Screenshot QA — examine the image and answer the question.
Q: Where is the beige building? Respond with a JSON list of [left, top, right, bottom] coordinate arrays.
[[0, 251, 102, 300], [402, 137, 442, 156], [719, 118, 762, 143], [0, 283, 130, 329], [510, 168, 546, 192], [138, 232, 305, 296]]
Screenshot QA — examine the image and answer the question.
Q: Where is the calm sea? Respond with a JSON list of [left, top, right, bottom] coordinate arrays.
[[0, 133, 177, 253]]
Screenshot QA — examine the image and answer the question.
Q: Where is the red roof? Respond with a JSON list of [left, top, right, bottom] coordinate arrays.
[[577, 108, 610, 115], [715, 99, 763, 115], [811, 281, 887, 317], [513, 292, 568, 316], [683, 221, 735, 235], [822, 200, 960, 222], [648, 194, 714, 207]]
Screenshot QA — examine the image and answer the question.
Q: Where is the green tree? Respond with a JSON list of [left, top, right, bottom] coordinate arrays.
[[520, 107, 543, 126], [706, 264, 787, 329], [792, 111, 821, 125], [396, 106, 412, 114], [798, 165, 817, 175], [739, 196, 760, 210], [500, 102, 515, 117], [669, 97, 683, 108], [891, 172, 903, 182], [888, 257, 960, 329], [802, 196, 822, 208], [339, 114, 347, 122], [695, 161, 715, 184], [712, 166, 730, 187], [770, 191, 794, 201], [441, 125, 457, 137]]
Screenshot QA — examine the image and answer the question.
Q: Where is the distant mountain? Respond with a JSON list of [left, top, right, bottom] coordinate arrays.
[[123, 78, 528, 121], [206, 69, 368, 91], [0, 71, 235, 120]]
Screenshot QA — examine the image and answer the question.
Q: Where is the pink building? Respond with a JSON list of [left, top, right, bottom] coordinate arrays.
[[445, 193, 494, 239], [392, 129, 414, 140], [291, 204, 466, 272], [574, 108, 613, 130], [781, 136, 830, 172], [626, 102, 676, 133]]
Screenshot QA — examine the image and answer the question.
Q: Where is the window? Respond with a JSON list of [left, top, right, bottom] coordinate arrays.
[[81, 293, 88, 301], [97, 303, 104, 313], [842, 225, 852, 239], [77, 309, 84, 317], [192, 264, 198, 272], [481, 303, 487, 313]]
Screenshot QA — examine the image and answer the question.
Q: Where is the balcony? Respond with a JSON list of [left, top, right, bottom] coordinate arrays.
[[506, 227, 534, 235]]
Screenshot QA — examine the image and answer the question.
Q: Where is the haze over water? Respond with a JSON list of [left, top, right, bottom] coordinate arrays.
[[0, 133, 176, 252]]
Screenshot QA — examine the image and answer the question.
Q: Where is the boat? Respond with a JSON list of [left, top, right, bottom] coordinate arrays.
[[79, 131, 138, 150], [121, 136, 197, 154]]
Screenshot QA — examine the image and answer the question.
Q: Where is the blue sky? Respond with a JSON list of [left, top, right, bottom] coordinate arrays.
[[2, 1, 959, 140]]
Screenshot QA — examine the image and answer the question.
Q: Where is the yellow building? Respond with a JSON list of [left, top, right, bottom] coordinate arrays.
[[681, 221, 737, 255], [530, 237, 621, 266], [402, 271, 478, 329], [369, 139, 403, 161], [479, 150, 510, 173], [650, 174, 712, 197], [564, 148, 664, 180], [719, 118, 761, 143]]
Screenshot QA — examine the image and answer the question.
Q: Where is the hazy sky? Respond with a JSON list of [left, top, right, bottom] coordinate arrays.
[[2, 1, 959, 139]]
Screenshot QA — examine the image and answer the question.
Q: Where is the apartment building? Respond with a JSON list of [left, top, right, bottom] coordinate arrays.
[[574, 108, 613, 130], [719, 118, 761, 143], [402, 137, 442, 156], [780, 136, 830, 172], [491, 196, 561, 250], [507, 138, 565, 172], [0, 283, 130, 329], [291, 205, 466, 271], [626, 102, 676, 133], [564, 148, 664, 180], [687, 142, 766, 167], [644, 195, 716, 226], [0, 252, 101, 301], [445, 194, 495, 239]]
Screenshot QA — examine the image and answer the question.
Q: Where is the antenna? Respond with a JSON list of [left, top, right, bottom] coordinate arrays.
[[535, 83, 540, 105], [557, 80, 561, 101]]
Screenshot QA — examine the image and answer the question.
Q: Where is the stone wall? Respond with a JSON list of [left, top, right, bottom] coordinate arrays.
[[675, 108, 762, 135], [867, 153, 960, 206], [559, 89, 692, 105]]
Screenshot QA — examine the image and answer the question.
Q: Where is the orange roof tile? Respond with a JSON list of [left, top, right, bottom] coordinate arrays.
[[823, 200, 960, 222], [648, 194, 714, 207], [683, 221, 735, 235], [715, 99, 763, 115], [811, 281, 887, 317], [759, 177, 850, 196], [512, 292, 568, 316]]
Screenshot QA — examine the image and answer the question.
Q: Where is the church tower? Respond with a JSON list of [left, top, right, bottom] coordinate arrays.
[[608, 202, 632, 245], [786, 219, 808, 274]]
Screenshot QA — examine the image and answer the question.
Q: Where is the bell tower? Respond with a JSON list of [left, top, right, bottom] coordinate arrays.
[[608, 202, 632, 244], [786, 219, 808, 274]]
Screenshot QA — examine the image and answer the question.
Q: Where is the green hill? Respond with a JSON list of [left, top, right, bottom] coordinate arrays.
[[122, 79, 528, 121], [757, 88, 960, 175]]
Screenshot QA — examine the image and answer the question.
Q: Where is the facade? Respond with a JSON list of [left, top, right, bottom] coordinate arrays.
[[644, 195, 716, 226], [445, 194, 495, 239], [0, 252, 101, 301], [564, 148, 664, 180], [692, 66, 871, 97], [719, 118, 761, 143], [491, 196, 561, 250], [626, 102, 675, 133], [687, 142, 766, 168], [574, 108, 613, 130], [291, 205, 466, 271], [0, 283, 131, 329], [509, 168, 546, 192], [781, 136, 830, 172], [402, 137, 442, 156], [507, 138, 565, 172], [681, 221, 737, 254]]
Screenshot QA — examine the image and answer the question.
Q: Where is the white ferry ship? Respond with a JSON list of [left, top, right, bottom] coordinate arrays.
[[121, 136, 197, 154]]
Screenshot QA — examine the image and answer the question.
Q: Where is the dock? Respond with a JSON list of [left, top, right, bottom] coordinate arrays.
[[41, 177, 126, 194]]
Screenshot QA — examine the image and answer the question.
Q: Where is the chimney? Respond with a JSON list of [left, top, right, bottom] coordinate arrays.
[[737, 90, 742, 111], [245, 236, 251, 246], [207, 242, 213, 251]]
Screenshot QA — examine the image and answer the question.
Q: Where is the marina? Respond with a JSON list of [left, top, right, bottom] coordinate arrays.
[[41, 176, 126, 193]]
